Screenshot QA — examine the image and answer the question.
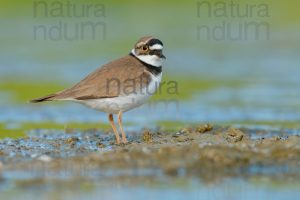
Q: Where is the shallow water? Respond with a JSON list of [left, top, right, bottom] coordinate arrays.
[[1, 82, 300, 136], [1, 177, 299, 200]]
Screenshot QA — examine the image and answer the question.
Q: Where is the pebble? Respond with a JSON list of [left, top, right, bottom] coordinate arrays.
[[37, 155, 52, 162], [142, 130, 153, 143], [225, 128, 244, 143], [196, 124, 213, 133]]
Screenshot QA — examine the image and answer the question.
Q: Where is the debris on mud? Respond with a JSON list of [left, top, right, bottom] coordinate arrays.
[[224, 127, 245, 143], [0, 126, 299, 183], [142, 129, 153, 143], [196, 123, 213, 133]]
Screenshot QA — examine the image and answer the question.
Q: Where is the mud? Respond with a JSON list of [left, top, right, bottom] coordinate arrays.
[[0, 124, 300, 184]]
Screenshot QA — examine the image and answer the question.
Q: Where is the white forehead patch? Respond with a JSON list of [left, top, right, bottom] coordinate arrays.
[[131, 49, 165, 67], [149, 44, 163, 50]]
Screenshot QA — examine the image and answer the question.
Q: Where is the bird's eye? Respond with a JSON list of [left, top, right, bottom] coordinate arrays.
[[142, 46, 148, 51]]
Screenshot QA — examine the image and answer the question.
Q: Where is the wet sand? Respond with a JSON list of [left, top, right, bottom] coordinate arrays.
[[1, 124, 300, 184]]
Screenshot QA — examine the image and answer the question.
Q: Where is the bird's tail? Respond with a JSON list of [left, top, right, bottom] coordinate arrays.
[[29, 94, 57, 103]]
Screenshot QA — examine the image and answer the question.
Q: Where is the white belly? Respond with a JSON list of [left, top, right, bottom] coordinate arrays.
[[76, 73, 162, 114]]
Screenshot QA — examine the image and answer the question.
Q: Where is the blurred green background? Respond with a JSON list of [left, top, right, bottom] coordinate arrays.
[[0, 0, 300, 137]]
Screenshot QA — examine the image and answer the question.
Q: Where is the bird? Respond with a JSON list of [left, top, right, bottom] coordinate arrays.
[[30, 36, 166, 144]]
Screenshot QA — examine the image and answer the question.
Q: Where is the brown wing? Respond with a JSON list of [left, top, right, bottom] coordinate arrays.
[[41, 55, 151, 101]]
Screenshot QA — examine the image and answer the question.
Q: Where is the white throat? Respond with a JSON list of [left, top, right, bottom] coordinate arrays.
[[131, 49, 164, 67]]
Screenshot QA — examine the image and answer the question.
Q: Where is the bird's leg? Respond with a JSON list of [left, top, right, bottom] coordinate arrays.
[[108, 114, 121, 144], [118, 111, 128, 144]]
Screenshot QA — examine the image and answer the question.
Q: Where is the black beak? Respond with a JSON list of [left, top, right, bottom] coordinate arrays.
[[156, 51, 166, 59], [150, 49, 166, 59]]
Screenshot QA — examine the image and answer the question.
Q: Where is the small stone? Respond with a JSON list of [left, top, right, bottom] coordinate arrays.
[[180, 127, 193, 134], [142, 130, 153, 143], [142, 147, 151, 154], [31, 154, 38, 158], [37, 155, 52, 162], [0, 151, 6, 156], [172, 131, 182, 138], [175, 135, 187, 142], [196, 124, 213, 133], [172, 133, 180, 138], [225, 128, 244, 143], [164, 166, 178, 176], [96, 142, 106, 148], [64, 137, 79, 146]]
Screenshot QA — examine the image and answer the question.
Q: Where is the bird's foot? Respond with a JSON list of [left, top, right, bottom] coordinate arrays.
[[122, 137, 128, 144]]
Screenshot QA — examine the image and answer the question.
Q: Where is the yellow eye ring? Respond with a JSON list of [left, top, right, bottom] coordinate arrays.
[[142, 46, 148, 51]]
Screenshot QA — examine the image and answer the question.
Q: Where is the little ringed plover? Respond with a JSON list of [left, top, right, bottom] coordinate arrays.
[[30, 36, 166, 144]]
